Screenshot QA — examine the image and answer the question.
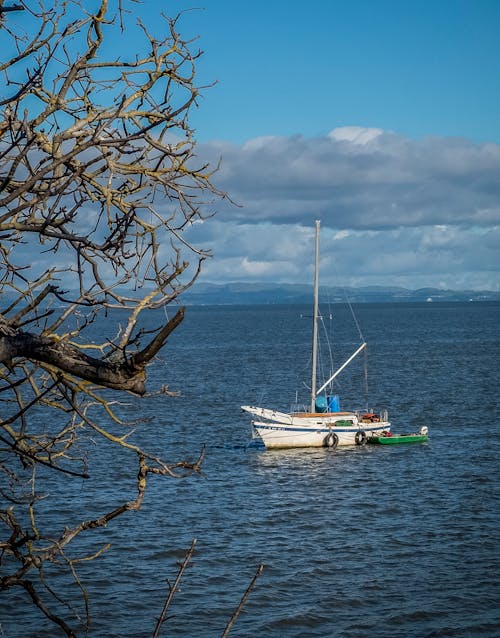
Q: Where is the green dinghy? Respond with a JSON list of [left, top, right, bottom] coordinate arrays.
[[367, 426, 429, 445]]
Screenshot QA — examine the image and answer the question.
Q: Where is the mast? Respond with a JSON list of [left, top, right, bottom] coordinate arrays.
[[311, 220, 320, 412]]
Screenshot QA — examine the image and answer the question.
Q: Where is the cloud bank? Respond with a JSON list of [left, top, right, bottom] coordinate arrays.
[[182, 127, 500, 291]]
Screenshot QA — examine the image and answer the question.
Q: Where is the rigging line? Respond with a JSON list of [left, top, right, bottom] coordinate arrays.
[[349, 299, 365, 343], [363, 346, 369, 399], [323, 260, 369, 401], [322, 290, 336, 378], [344, 288, 364, 343], [318, 311, 335, 392], [313, 285, 335, 395], [331, 259, 365, 343]]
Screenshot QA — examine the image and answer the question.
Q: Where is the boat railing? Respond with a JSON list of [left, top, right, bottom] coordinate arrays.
[[290, 403, 308, 414], [356, 408, 389, 423]]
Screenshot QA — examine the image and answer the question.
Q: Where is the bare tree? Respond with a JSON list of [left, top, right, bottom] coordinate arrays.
[[0, 1, 225, 634], [0, 4, 25, 17]]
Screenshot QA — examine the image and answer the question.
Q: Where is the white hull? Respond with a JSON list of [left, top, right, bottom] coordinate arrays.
[[242, 405, 391, 449], [242, 405, 366, 426], [252, 419, 390, 449]]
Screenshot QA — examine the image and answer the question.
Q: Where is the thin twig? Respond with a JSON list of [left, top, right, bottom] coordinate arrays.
[[221, 564, 264, 638], [152, 539, 198, 638]]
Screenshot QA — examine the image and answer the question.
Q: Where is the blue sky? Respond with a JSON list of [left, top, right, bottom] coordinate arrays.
[[167, 0, 500, 291], [182, 0, 500, 145], [7, 1, 500, 291]]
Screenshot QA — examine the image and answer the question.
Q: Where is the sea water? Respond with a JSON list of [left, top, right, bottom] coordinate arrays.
[[1, 302, 499, 637]]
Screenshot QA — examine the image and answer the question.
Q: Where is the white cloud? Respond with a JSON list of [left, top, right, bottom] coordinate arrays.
[[328, 126, 384, 145], [240, 256, 290, 278], [168, 128, 500, 291], [333, 230, 350, 240], [200, 128, 500, 234], [185, 219, 500, 291]]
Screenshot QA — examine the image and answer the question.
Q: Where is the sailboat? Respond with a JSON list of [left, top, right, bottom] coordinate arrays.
[[241, 220, 391, 449]]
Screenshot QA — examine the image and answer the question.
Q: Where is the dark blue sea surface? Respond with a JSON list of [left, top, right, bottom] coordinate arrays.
[[1, 302, 499, 637]]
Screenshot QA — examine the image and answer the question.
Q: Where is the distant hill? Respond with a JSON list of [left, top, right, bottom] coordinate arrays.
[[183, 282, 500, 305], [3, 283, 497, 308]]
